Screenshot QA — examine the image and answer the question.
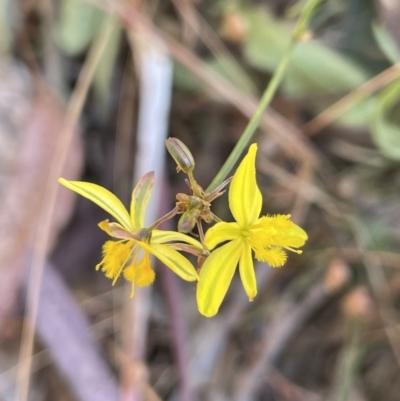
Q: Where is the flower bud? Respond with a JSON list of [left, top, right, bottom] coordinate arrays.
[[166, 137, 195, 173], [178, 209, 200, 233]]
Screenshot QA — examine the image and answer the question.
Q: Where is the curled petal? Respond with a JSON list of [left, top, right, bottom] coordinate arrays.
[[130, 172, 155, 230], [59, 178, 133, 231], [239, 243, 257, 301], [152, 230, 202, 250], [197, 239, 243, 317], [98, 220, 136, 240], [204, 222, 241, 250], [98, 220, 114, 236], [141, 242, 199, 282], [229, 144, 262, 227]]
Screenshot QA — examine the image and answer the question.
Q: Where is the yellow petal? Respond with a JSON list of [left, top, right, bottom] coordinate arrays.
[[239, 243, 257, 301], [123, 260, 137, 297], [286, 224, 308, 248], [204, 222, 241, 250], [123, 263, 135, 282], [257, 215, 308, 250], [256, 247, 287, 267], [96, 240, 133, 282], [141, 242, 199, 282], [197, 239, 243, 317], [98, 220, 114, 236], [152, 230, 202, 249], [229, 144, 262, 226], [135, 252, 156, 287], [59, 178, 133, 231], [130, 172, 155, 229]]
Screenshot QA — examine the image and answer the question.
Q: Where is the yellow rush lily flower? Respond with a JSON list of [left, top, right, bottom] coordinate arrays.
[[59, 172, 200, 296], [197, 144, 308, 317]]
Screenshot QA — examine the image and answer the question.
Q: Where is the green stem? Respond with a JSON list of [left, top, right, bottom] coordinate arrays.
[[206, 0, 323, 193], [187, 171, 201, 197], [148, 207, 178, 230]]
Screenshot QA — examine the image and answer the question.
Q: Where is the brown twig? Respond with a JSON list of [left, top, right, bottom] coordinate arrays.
[[303, 62, 400, 136]]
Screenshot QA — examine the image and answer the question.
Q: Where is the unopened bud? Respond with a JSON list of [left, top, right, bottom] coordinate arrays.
[[166, 137, 195, 173], [178, 209, 199, 233]]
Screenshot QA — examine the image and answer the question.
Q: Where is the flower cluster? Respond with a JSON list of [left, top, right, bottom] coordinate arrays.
[[59, 139, 307, 317]]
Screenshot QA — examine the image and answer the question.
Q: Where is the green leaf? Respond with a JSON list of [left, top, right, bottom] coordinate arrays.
[[371, 79, 400, 161], [57, 0, 103, 55], [338, 98, 377, 128], [243, 8, 290, 72], [174, 57, 255, 98], [130, 172, 154, 230], [93, 19, 123, 114], [58, 178, 133, 231], [241, 7, 368, 98], [372, 23, 400, 64]]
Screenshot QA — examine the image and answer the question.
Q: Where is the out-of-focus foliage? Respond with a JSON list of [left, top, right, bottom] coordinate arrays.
[[372, 79, 400, 161], [0, 0, 13, 54], [241, 7, 369, 97], [57, 0, 122, 112], [372, 23, 400, 64], [57, 0, 103, 55]]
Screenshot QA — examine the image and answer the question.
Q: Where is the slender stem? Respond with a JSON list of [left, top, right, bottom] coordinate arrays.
[[169, 243, 203, 257], [197, 221, 205, 244], [206, 0, 323, 193], [206, 41, 294, 192], [187, 171, 201, 197], [148, 207, 178, 230], [211, 212, 223, 223]]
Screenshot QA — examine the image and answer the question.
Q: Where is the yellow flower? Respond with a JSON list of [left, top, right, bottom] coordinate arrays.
[[196, 144, 308, 317], [59, 172, 200, 296]]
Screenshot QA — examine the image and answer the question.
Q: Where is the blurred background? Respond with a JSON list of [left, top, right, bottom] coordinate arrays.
[[1, 0, 400, 400]]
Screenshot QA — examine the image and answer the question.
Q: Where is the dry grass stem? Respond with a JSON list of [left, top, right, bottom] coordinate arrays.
[[303, 63, 400, 136]]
